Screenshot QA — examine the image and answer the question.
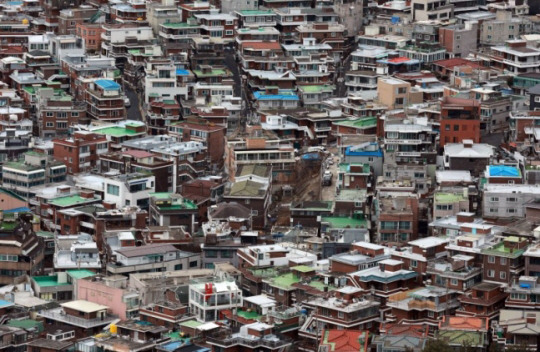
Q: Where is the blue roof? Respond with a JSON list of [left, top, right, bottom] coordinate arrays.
[[176, 69, 190, 76], [4, 207, 30, 213], [302, 153, 321, 160], [488, 165, 520, 177], [95, 79, 120, 90], [253, 91, 299, 101], [344, 146, 383, 157], [0, 300, 13, 308]]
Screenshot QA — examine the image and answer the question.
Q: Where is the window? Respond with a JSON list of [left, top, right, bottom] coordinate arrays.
[[46, 122, 54, 127], [411, 260, 418, 268], [174, 264, 183, 270], [338, 311, 344, 318], [488, 256, 495, 264], [500, 271, 506, 280], [189, 260, 198, 268], [107, 184, 119, 196], [225, 30, 233, 35], [397, 87, 407, 94], [490, 197, 499, 202], [278, 289, 284, 296], [487, 269, 495, 278], [427, 311, 434, 318], [450, 279, 458, 286], [453, 125, 459, 131], [500, 257, 507, 265], [46, 112, 54, 117]]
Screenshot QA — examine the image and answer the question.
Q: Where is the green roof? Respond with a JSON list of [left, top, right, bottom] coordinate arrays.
[[7, 319, 44, 332], [93, 126, 144, 137], [161, 22, 200, 28], [67, 269, 97, 279], [299, 85, 335, 93], [481, 240, 527, 258], [237, 9, 274, 15], [36, 231, 55, 239], [32, 275, 71, 288], [333, 117, 377, 129], [180, 320, 203, 329], [269, 273, 300, 290], [321, 216, 367, 229], [338, 163, 370, 174], [308, 280, 334, 291], [228, 180, 266, 197], [3, 160, 43, 172], [438, 331, 485, 347], [237, 309, 262, 320], [193, 69, 229, 77], [48, 194, 101, 208], [291, 265, 315, 273], [434, 192, 467, 204], [150, 192, 198, 210], [165, 331, 191, 342], [0, 221, 17, 231]]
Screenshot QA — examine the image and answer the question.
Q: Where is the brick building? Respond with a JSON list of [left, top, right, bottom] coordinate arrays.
[[440, 96, 481, 147], [99, 150, 174, 193], [53, 132, 109, 174], [76, 23, 104, 52]]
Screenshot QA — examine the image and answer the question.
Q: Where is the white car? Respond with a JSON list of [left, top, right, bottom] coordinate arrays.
[[124, 97, 131, 107]]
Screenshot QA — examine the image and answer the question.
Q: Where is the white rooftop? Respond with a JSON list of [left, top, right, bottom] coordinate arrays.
[[244, 295, 276, 308], [61, 300, 108, 313], [409, 237, 448, 249]]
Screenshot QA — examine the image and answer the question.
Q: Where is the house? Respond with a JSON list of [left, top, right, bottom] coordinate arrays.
[[318, 330, 370, 352], [38, 300, 117, 338], [84, 79, 126, 121], [189, 278, 242, 322], [107, 243, 200, 275], [53, 132, 109, 174], [299, 288, 379, 352], [0, 213, 43, 285], [481, 236, 528, 286], [207, 323, 293, 352], [443, 140, 495, 177], [457, 282, 507, 322], [492, 310, 540, 351], [77, 275, 139, 320], [2, 151, 67, 198]]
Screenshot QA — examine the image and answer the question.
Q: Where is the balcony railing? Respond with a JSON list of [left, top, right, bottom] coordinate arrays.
[[207, 334, 292, 349], [39, 308, 118, 328]]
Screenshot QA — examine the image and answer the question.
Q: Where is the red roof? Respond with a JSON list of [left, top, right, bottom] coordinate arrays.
[[241, 41, 282, 50], [382, 324, 429, 338], [388, 57, 412, 63], [433, 58, 482, 69], [319, 330, 369, 352], [123, 149, 155, 158]]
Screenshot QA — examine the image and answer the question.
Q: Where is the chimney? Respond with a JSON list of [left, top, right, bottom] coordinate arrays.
[[526, 314, 536, 324], [79, 191, 95, 199], [463, 139, 474, 148], [103, 201, 116, 210]]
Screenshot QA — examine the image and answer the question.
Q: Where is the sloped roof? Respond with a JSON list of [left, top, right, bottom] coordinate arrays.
[[227, 180, 267, 197], [319, 330, 369, 352]]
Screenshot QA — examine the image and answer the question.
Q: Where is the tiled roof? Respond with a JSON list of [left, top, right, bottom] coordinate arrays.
[[241, 41, 282, 50]]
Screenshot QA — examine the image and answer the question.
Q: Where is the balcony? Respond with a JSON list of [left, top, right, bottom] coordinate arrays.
[[207, 334, 292, 349], [80, 221, 95, 229], [39, 308, 118, 328]]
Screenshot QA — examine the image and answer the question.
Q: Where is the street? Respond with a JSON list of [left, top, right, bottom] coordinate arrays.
[[125, 85, 142, 121]]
